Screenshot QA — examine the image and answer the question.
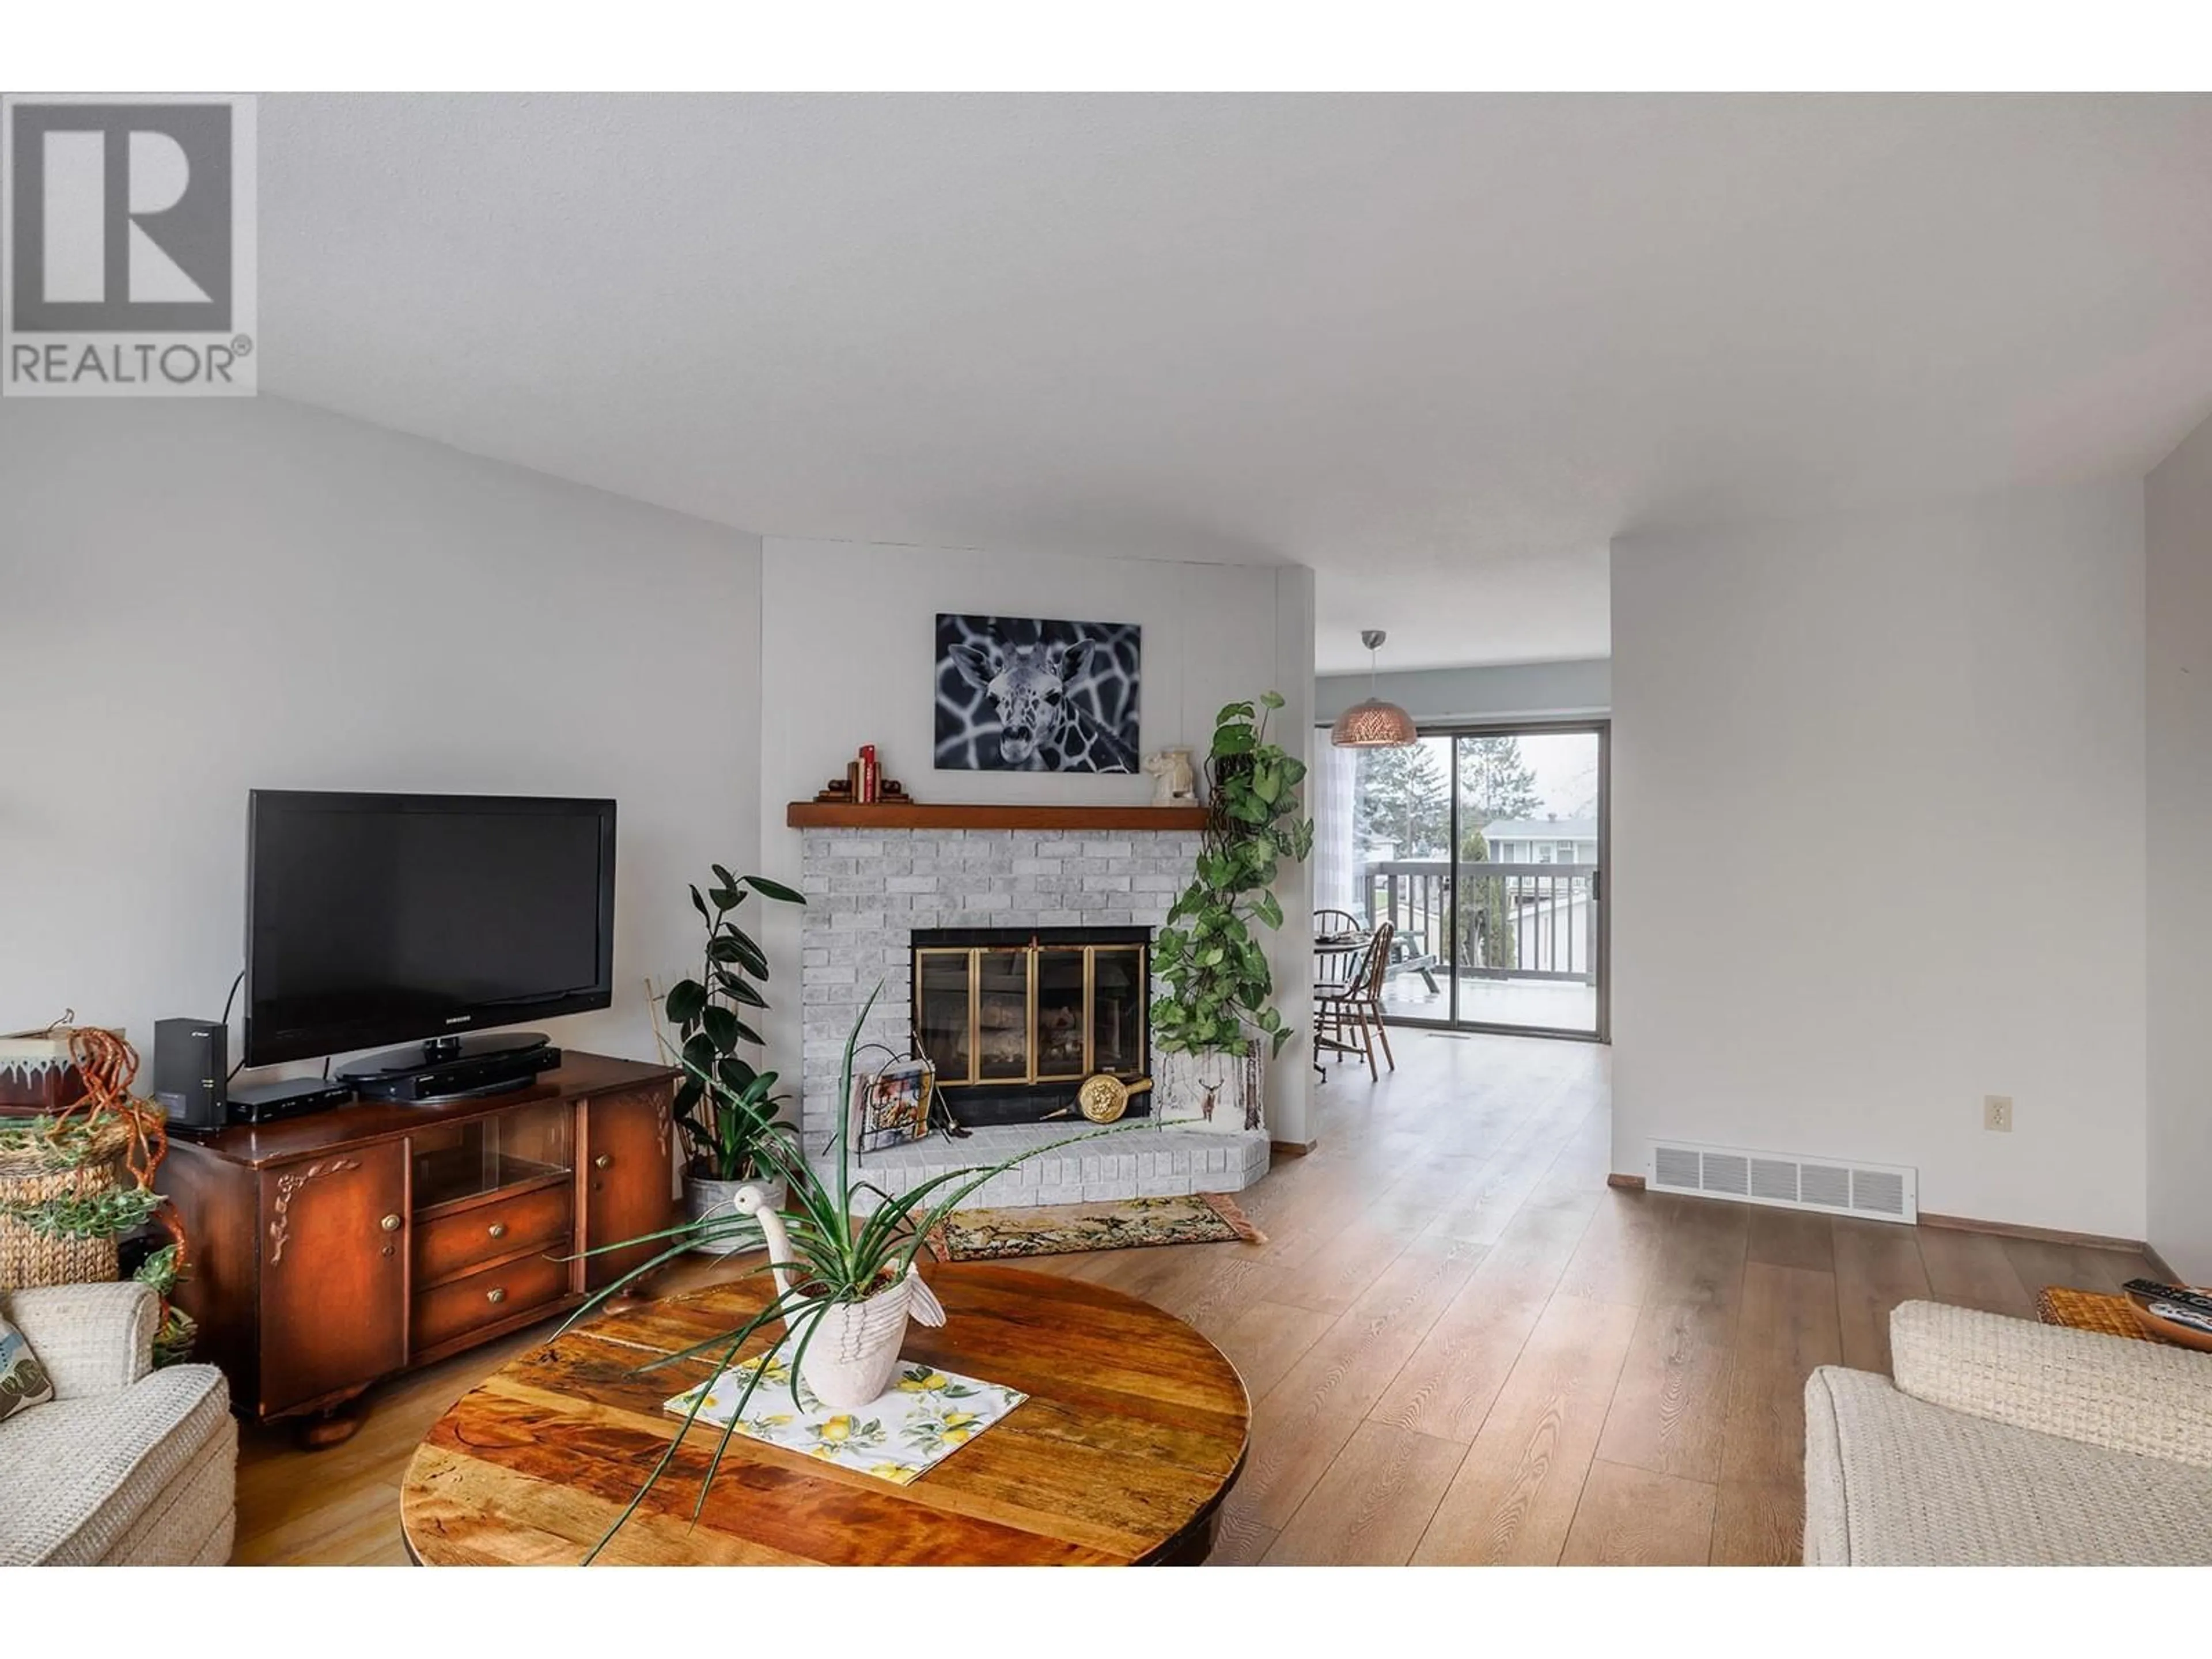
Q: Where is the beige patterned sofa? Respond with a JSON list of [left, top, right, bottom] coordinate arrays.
[[0, 1281, 236, 1566], [1805, 1299, 2212, 1565]]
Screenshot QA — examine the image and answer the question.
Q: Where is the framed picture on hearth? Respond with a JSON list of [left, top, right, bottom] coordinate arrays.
[[850, 1057, 935, 1155], [934, 613, 1141, 772]]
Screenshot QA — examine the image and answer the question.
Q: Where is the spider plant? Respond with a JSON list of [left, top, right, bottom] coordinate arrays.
[[561, 985, 1131, 1561]]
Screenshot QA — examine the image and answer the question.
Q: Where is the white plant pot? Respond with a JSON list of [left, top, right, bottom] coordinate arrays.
[[683, 1172, 787, 1255], [1154, 1048, 1266, 1134], [734, 1184, 950, 1410], [786, 1267, 944, 1409]]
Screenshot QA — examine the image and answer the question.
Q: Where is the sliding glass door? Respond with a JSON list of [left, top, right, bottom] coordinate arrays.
[[1450, 725, 1604, 1036], [1324, 719, 1607, 1041]]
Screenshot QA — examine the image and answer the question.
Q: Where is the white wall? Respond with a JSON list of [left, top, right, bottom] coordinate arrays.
[[2147, 412, 2212, 1281], [1315, 657, 1611, 725], [0, 397, 763, 1083], [757, 539, 1318, 1142], [1612, 484, 2147, 1237]]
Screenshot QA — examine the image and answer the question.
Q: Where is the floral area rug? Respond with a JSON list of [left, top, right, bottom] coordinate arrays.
[[923, 1192, 1264, 1262], [664, 1346, 1026, 1487]]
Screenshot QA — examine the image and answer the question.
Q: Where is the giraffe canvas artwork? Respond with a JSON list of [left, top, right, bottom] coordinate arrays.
[[934, 613, 1141, 772]]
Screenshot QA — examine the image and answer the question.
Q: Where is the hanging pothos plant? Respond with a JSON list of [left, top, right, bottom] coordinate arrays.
[[1150, 691, 1315, 1058]]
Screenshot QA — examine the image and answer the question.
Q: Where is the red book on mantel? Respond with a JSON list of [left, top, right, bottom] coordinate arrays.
[[858, 745, 880, 804]]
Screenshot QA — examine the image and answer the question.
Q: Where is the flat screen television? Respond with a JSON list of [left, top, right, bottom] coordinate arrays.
[[244, 790, 617, 1066]]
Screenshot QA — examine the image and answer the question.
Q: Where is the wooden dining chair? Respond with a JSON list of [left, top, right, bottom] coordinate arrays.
[[1315, 921, 1395, 1082], [1313, 911, 1366, 1077], [1313, 912, 1362, 996]]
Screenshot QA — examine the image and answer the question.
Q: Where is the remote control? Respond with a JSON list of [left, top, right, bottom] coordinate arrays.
[[2122, 1278, 2212, 1320], [2147, 1301, 2212, 1337]]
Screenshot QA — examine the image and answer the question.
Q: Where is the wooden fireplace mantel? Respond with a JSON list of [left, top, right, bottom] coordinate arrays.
[[786, 802, 1210, 832]]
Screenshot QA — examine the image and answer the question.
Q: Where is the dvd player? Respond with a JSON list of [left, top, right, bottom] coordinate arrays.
[[228, 1076, 358, 1124], [337, 1032, 562, 1104]]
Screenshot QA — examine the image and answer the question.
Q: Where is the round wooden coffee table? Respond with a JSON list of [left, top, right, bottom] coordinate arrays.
[[400, 1262, 1249, 1565]]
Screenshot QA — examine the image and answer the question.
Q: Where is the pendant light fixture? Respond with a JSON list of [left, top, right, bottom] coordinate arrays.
[[1330, 629, 1419, 748]]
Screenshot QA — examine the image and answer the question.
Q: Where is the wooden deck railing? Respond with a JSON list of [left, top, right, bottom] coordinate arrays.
[[1362, 859, 1597, 983]]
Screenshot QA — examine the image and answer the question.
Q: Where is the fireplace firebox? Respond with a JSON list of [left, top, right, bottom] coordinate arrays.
[[911, 926, 1150, 1127]]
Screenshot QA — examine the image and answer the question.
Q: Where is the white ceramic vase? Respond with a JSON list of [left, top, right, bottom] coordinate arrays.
[[734, 1184, 947, 1410]]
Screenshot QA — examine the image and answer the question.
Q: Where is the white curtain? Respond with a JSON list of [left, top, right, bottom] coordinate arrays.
[[1312, 737, 1361, 920]]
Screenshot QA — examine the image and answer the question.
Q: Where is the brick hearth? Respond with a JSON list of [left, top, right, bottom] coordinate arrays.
[[827, 1121, 1271, 1211]]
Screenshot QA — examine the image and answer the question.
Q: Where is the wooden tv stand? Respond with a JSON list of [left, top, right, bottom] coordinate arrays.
[[164, 1052, 675, 1441]]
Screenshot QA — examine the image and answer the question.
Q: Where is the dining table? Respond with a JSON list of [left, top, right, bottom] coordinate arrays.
[[1312, 929, 1373, 986]]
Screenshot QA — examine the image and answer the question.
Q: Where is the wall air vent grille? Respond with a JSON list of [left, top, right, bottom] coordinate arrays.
[[1800, 1164, 1851, 1210], [1749, 1158, 1798, 1204], [1646, 1139, 1916, 1224], [1851, 1169, 1909, 1218], [1700, 1152, 1749, 1196], [1654, 1146, 1700, 1190]]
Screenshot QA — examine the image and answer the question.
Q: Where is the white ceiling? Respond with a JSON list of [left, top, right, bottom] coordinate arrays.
[[259, 93, 2212, 673]]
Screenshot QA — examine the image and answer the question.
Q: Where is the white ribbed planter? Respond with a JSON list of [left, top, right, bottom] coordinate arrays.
[[738, 1183, 948, 1409], [785, 1268, 944, 1408]]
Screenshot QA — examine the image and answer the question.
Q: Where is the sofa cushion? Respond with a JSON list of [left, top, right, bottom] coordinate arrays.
[[1889, 1300, 2212, 1467], [0, 1361, 233, 1565], [1806, 1365, 2212, 1566], [0, 1310, 55, 1423]]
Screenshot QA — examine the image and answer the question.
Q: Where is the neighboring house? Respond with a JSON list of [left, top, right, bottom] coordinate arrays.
[[1481, 817, 1597, 865]]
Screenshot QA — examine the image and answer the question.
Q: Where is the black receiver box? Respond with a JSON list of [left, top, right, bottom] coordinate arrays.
[[152, 1018, 228, 1131], [227, 1076, 357, 1124]]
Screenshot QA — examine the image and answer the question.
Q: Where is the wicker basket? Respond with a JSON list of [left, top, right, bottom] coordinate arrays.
[[0, 1115, 134, 1289]]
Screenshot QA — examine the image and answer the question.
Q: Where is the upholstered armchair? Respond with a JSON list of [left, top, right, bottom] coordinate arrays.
[[0, 1280, 236, 1565], [1805, 1299, 2212, 1565]]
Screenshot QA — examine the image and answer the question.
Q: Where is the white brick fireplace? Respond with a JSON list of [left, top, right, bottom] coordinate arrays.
[[796, 823, 1270, 1207]]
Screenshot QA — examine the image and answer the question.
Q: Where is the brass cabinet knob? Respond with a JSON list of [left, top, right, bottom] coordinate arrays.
[[486, 1287, 507, 1305], [593, 1154, 612, 1169], [487, 1221, 508, 1240], [379, 1213, 402, 1233]]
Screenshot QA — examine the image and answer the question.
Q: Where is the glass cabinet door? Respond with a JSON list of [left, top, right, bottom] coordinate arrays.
[[975, 948, 1031, 1081], [1092, 947, 1146, 1074], [916, 950, 974, 1084], [409, 1098, 573, 1214], [1033, 948, 1088, 1078]]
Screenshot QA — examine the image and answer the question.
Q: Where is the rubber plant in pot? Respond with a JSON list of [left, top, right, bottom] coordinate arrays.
[[567, 987, 1127, 1560], [660, 865, 805, 1249], [1150, 691, 1315, 1133]]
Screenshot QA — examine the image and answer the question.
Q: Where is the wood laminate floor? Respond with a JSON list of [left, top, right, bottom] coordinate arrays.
[[231, 1031, 2156, 1566]]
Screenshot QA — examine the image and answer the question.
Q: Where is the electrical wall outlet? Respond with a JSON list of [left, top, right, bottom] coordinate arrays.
[[1983, 1094, 2014, 1132]]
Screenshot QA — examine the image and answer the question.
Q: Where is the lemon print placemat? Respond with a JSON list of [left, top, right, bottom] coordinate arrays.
[[664, 1347, 1028, 1486]]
